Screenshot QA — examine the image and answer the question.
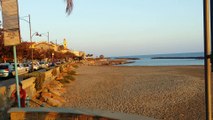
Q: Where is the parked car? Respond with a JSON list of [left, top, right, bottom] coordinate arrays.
[[39, 61, 48, 68], [11, 63, 27, 75], [12, 63, 24, 71], [31, 63, 40, 71], [23, 63, 32, 73], [0, 63, 14, 78], [48, 62, 56, 67]]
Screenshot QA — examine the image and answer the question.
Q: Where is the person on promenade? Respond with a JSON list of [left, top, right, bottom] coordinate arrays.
[[10, 82, 26, 107]]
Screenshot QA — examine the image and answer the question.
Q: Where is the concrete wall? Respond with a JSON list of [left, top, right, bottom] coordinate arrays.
[[43, 67, 60, 86], [0, 77, 36, 99], [8, 107, 155, 120], [0, 66, 62, 102]]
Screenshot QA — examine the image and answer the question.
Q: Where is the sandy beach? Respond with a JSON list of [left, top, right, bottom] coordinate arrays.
[[62, 65, 205, 119]]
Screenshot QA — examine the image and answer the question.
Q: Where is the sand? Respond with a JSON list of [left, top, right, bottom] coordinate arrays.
[[62, 65, 205, 119]]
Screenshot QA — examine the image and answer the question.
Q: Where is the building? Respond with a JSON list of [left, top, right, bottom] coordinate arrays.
[[31, 41, 58, 51], [30, 39, 86, 58]]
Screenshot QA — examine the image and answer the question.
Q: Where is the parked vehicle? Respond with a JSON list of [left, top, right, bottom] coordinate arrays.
[[11, 63, 26, 74], [31, 63, 40, 71], [11, 63, 27, 75], [39, 61, 48, 68], [0, 62, 31, 78], [0, 63, 14, 78], [48, 62, 56, 67], [23, 63, 32, 73]]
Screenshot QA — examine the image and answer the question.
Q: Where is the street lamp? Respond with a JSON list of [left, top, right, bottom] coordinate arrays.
[[39, 32, 51, 61], [40, 32, 49, 43], [20, 14, 32, 43], [20, 14, 34, 67], [30, 32, 41, 71]]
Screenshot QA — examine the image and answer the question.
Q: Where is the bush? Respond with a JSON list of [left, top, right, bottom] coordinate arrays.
[[72, 64, 78, 68], [64, 75, 75, 81], [68, 70, 76, 75], [59, 78, 70, 84]]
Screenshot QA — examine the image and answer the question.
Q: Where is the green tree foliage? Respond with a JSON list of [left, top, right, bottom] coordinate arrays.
[[99, 55, 104, 59], [16, 42, 32, 61], [0, 29, 13, 62]]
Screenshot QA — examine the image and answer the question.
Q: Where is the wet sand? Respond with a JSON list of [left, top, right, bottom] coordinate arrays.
[[62, 65, 205, 119]]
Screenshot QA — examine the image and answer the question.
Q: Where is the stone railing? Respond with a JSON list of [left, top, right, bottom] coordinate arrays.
[[8, 107, 155, 120]]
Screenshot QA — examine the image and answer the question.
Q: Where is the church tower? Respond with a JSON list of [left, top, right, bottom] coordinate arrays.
[[63, 38, 67, 49]]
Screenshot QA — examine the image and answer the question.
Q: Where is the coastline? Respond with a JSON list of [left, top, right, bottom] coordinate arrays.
[[62, 64, 205, 119]]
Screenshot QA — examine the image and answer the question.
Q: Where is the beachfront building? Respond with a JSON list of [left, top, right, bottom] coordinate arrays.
[[31, 41, 58, 51], [30, 39, 86, 60], [30, 38, 68, 52]]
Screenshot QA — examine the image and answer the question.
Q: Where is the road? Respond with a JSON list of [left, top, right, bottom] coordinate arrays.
[[0, 75, 25, 87], [0, 68, 47, 87]]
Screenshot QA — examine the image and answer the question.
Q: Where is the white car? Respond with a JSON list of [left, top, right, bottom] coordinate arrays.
[[0, 63, 14, 78], [39, 61, 48, 68], [11, 63, 27, 75], [23, 63, 32, 73], [31, 63, 40, 71]]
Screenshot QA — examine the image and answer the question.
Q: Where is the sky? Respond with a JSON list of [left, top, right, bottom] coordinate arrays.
[[15, 0, 204, 57]]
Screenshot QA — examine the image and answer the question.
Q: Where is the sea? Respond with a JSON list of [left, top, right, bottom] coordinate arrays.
[[115, 52, 204, 66]]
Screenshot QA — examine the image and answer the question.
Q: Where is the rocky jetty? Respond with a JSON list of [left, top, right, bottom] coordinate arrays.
[[152, 56, 204, 59]]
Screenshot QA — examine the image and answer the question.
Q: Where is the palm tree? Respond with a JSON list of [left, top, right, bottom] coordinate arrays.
[[65, 0, 73, 15]]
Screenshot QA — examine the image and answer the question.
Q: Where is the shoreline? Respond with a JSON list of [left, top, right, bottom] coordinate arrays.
[[62, 65, 205, 119], [81, 58, 204, 66]]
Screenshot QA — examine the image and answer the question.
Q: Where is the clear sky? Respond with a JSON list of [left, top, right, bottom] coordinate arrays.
[[17, 0, 203, 57]]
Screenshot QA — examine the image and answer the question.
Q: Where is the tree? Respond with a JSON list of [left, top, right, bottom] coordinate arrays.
[[16, 42, 32, 61], [0, 29, 13, 62], [99, 55, 104, 59]]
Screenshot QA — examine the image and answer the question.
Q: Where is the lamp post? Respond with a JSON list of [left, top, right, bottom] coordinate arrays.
[[40, 32, 51, 61], [30, 32, 42, 71], [20, 14, 31, 42], [20, 14, 34, 68], [40, 32, 49, 43]]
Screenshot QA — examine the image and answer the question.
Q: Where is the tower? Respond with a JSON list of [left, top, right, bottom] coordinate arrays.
[[63, 38, 67, 49]]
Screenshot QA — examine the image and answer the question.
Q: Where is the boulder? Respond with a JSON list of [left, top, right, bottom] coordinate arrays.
[[41, 92, 52, 102], [51, 94, 66, 103], [46, 97, 62, 107], [48, 87, 63, 96]]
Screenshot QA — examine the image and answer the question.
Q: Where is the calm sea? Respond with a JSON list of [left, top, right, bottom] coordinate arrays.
[[115, 52, 204, 66]]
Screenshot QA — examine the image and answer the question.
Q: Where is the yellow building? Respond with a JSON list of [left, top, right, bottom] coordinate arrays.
[[31, 42, 58, 51], [30, 39, 86, 58]]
